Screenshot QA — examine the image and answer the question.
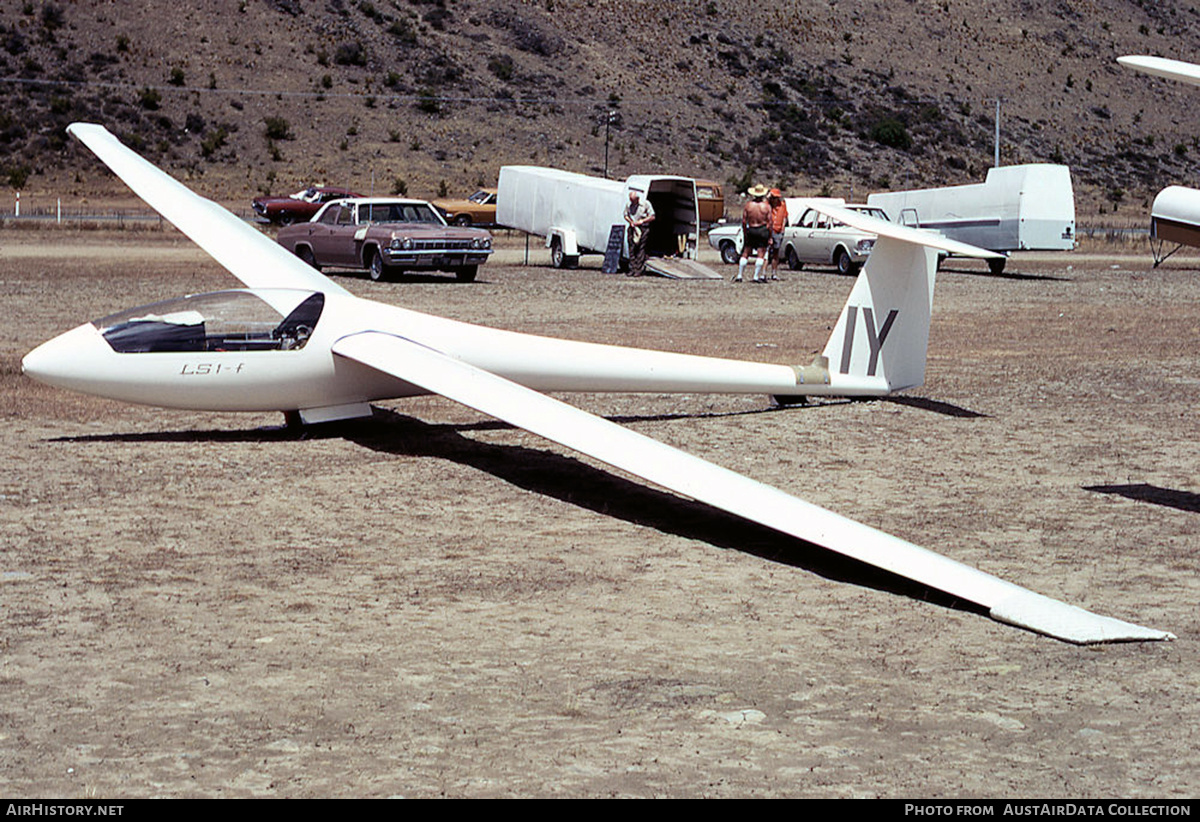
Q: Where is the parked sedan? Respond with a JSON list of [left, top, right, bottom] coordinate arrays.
[[707, 199, 885, 275], [252, 185, 362, 225], [276, 197, 493, 282], [779, 204, 886, 275], [431, 188, 497, 226]]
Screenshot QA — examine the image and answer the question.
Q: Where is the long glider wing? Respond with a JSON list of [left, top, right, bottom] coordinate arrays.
[[66, 123, 352, 297], [1118, 55, 1200, 88], [333, 330, 1172, 644]]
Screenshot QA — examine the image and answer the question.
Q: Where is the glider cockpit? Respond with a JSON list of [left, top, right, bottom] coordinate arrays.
[[96, 290, 325, 354]]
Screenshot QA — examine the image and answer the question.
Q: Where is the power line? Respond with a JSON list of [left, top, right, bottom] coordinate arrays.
[[0, 75, 998, 110], [0, 75, 655, 107]]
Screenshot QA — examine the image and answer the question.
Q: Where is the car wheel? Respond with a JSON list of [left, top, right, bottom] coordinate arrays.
[[278, 214, 295, 226], [785, 246, 803, 271], [297, 246, 320, 270], [988, 257, 1008, 276], [454, 214, 472, 226], [368, 250, 391, 282], [834, 247, 854, 276], [455, 265, 478, 282], [720, 241, 739, 266]]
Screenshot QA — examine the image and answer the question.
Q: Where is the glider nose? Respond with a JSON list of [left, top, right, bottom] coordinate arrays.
[[22, 323, 107, 391]]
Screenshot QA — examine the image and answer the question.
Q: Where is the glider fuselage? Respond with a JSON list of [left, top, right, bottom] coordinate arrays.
[[22, 287, 886, 417]]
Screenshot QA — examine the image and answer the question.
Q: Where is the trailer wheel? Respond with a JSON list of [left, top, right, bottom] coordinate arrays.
[[549, 237, 577, 269], [720, 241, 739, 266], [988, 257, 1008, 276]]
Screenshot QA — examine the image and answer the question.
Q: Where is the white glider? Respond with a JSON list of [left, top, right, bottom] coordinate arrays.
[[22, 123, 1173, 643]]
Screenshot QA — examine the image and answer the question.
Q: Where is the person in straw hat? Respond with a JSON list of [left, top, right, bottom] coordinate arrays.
[[737, 183, 771, 283]]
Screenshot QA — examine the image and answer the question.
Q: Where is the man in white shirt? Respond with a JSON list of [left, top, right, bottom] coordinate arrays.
[[624, 188, 655, 276]]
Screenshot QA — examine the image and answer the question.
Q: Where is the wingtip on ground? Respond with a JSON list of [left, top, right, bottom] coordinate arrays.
[[990, 591, 1174, 644]]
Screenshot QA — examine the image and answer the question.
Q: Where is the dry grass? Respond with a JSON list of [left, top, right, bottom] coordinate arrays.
[[1, 231, 1198, 797]]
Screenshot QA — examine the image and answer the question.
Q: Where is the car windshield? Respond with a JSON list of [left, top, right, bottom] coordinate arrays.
[[468, 191, 492, 204], [359, 202, 445, 224], [850, 207, 889, 222]]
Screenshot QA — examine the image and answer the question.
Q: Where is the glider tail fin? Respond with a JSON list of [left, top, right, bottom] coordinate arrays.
[[820, 237, 938, 395]]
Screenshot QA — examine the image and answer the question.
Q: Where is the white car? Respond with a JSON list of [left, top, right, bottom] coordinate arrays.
[[707, 222, 746, 266], [779, 204, 887, 275], [707, 199, 886, 275]]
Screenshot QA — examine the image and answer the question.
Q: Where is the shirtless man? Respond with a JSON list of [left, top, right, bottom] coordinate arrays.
[[737, 183, 771, 283]]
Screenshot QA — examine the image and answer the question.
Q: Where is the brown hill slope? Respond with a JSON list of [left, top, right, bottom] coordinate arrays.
[[2, 0, 1200, 216]]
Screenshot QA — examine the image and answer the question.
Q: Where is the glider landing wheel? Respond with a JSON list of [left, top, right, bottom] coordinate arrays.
[[988, 257, 1008, 276], [720, 241, 739, 266], [785, 246, 803, 271]]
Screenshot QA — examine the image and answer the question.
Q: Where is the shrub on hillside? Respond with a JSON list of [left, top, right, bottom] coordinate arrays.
[[264, 116, 292, 140], [869, 117, 912, 151]]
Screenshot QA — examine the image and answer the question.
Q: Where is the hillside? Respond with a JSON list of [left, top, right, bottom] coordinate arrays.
[[3, 0, 1200, 217]]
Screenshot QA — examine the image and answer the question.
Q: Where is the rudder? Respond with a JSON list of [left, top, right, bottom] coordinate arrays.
[[821, 238, 937, 394]]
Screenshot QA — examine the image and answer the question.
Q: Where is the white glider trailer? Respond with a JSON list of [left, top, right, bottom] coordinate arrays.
[[496, 165, 720, 278], [1148, 185, 1200, 267], [867, 164, 1076, 275]]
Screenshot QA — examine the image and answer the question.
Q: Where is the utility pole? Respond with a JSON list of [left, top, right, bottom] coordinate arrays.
[[994, 98, 1001, 167], [603, 111, 617, 179]]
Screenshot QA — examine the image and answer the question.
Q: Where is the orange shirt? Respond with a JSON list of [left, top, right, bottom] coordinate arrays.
[[769, 200, 788, 233]]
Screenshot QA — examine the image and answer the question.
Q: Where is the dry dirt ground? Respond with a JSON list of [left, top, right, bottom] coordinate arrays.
[[1, 228, 1199, 798]]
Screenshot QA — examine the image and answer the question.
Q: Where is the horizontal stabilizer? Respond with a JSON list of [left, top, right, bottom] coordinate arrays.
[[801, 199, 1004, 260]]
